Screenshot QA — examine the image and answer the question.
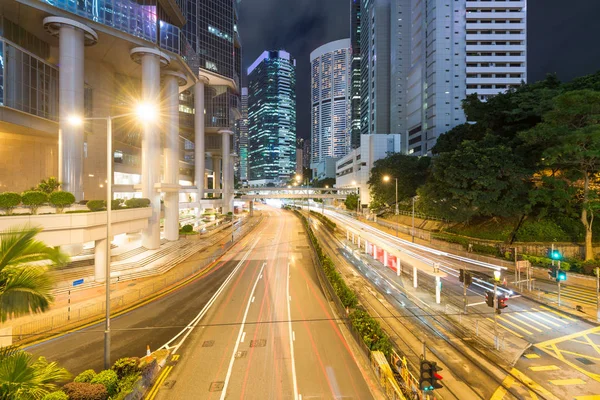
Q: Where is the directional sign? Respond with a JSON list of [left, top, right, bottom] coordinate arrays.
[[72, 279, 84, 287]]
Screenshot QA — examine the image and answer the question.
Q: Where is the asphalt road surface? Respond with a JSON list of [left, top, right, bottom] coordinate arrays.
[[153, 207, 373, 400]]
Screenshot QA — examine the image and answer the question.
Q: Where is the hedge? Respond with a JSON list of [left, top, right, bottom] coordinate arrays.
[[21, 191, 48, 214], [309, 210, 337, 232], [180, 224, 194, 233], [292, 210, 392, 357], [49, 191, 76, 213], [125, 198, 151, 208], [111, 357, 140, 380], [90, 369, 118, 396], [87, 200, 106, 212], [63, 382, 108, 400], [42, 391, 69, 400], [74, 369, 96, 383], [0, 192, 21, 215]]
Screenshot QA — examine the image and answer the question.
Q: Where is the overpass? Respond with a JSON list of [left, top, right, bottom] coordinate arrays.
[[237, 187, 357, 200]]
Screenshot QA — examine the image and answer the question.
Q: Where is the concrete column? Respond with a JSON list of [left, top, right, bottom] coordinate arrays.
[[130, 48, 170, 250], [163, 71, 186, 241], [436, 276, 441, 304], [373, 244, 377, 259], [413, 266, 418, 288], [219, 130, 233, 213], [194, 76, 209, 202], [384, 250, 388, 267], [249, 200, 254, 216], [43, 17, 98, 200], [352, 232, 355, 244], [364, 239, 369, 254], [213, 155, 222, 191], [95, 238, 107, 282], [357, 236, 361, 249], [397, 258, 401, 276]]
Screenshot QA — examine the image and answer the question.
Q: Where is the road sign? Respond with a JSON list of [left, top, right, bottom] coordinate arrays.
[[516, 260, 530, 271], [72, 278, 84, 287]]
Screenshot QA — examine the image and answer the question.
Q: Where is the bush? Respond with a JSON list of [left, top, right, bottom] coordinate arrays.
[[521, 254, 572, 271], [42, 391, 69, 400], [111, 357, 140, 380], [21, 191, 48, 214], [87, 200, 106, 212], [349, 309, 392, 357], [74, 369, 96, 383], [125, 198, 151, 208], [49, 191, 76, 213], [90, 369, 118, 396], [111, 199, 123, 210], [515, 220, 571, 242], [180, 224, 194, 233], [113, 373, 141, 400], [0, 192, 21, 215], [63, 382, 108, 400], [581, 259, 600, 275]]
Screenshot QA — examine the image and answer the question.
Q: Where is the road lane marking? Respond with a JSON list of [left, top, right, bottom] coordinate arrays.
[[241, 332, 246, 343], [517, 313, 552, 330], [538, 305, 576, 321], [487, 318, 523, 338], [506, 314, 543, 332], [535, 326, 600, 348], [286, 262, 299, 400], [163, 237, 261, 354], [146, 365, 173, 400], [289, 295, 292, 302], [575, 396, 600, 400], [525, 312, 561, 327], [549, 378, 586, 386], [490, 374, 514, 400], [497, 316, 533, 335], [510, 368, 561, 400], [525, 354, 540, 359], [171, 354, 180, 362], [251, 296, 255, 303], [293, 331, 296, 341], [531, 308, 569, 324], [220, 262, 266, 400], [528, 365, 560, 372]]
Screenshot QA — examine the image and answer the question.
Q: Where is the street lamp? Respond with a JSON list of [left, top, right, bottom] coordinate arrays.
[[351, 180, 360, 218], [382, 175, 399, 237], [69, 102, 156, 369]]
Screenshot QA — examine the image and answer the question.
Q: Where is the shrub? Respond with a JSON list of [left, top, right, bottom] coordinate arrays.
[[63, 382, 108, 400], [111, 199, 123, 210], [87, 200, 106, 212], [90, 369, 118, 396], [349, 309, 392, 357], [125, 198, 151, 208], [36, 177, 61, 194], [113, 373, 141, 400], [42, 391, 69, 400], [111, 357, 140, 380], [74, 369, 96, 383], [21, 191, 48, 214], [581, 259, 600, 275], [0, 192, 21, 215], [515, 220, 570, 242], [49, 191, 76, 213], [79, 200, 89, 205], [180, 224, 194, 233]]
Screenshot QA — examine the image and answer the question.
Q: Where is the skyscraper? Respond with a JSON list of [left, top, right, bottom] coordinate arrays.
[[235, 87, 249, 182], [360, 0, 527, 155], [310, 39, 352, 175], [248, 51, 297, 186], [350, 0, 361, 149]]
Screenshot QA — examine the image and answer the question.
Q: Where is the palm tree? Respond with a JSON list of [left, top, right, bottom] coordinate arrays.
[[0, 346, 70, 399], [0, 226, 69, 322]]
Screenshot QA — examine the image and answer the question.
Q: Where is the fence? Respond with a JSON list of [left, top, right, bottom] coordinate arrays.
[[8, 216, 263, 343]]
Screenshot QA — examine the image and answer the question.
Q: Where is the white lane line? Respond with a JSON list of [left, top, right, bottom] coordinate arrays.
[[287, 262, 299, 400], [289, 295, 292, 302], [251, 296, 255, 303], [163, 237, 261, 354], [240, 332, 246, 343], [293, 331, 296, 341]]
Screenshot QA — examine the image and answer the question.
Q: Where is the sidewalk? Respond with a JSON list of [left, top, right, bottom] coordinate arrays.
[[2, 215, 263, 345]]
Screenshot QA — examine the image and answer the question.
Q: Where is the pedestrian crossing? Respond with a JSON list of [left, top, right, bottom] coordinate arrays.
[[487, 306, 572, 339], [556, 285, 597, 306]]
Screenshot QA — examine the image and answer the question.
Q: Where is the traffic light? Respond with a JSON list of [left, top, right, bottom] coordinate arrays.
[[465, 272, 473, 286], [497, 295, 508, 313], [557, 270, 567, 282], [548, 265, 557, 279], [420, 360, 434, 391], [431, 362, 444, 390], [485, 291, 494, 307], [550, 249, 562, 260], [459, 269, 464, 283]]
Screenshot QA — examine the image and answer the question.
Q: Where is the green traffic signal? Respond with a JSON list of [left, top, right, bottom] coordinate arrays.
[[551, 249, 562, 260], [557, 270, 567, 282]]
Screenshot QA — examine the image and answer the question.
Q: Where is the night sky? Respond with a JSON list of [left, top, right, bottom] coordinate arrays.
[[239, 0, 600, 141]]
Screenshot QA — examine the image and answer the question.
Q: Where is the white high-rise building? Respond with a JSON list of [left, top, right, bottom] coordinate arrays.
[[359, 0, 527, 156], [310, 39, 352, 178]]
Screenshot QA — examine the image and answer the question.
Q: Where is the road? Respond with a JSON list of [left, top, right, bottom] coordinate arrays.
[[151, 207, 375, 399], [319, 208, 600, 400]]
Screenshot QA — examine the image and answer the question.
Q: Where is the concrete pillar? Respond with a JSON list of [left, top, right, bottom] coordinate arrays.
[[213, 155, 222, 192], [357, 236, 361, 249], [43, 17, 98, 200], [95, 238, 108, 282], [436, 276, 441, 304], [130, 48, 170, 250], [384, 250, 388, 267], [249, 200, 254, 216], [397, 258, 401, 276], [219, 130, 233, 213], [352, 232, 355, 244], [373, 244, 377, 260], [163, 71, 186, 241], [194, 76, 209, 202], [413, 266, 418, 288], [364, 239, 369, 254]]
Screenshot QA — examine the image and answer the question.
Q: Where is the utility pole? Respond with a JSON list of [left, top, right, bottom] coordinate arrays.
[[596, 267, 600, 322], [493, 271, 500, 350], [412, 196, 416, 242], [557, 260, 561, 306]]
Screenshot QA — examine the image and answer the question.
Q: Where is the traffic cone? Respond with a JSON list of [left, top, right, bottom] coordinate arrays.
[[146, 345, 151, 356]]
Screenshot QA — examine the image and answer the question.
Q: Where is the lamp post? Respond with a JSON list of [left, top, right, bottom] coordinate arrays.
[[69, 103, 155, 369], [351, 180, 359, 219], [382, 175, 399, 237], [493, 270, 501, 350]]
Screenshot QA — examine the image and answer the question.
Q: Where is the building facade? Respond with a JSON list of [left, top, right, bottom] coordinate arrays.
[[310, 39, 352, 179], [247, 50, 297, 186], [350, 0, 361, 149], [235, 87, 249, 183], [359, 0, 527, 156]]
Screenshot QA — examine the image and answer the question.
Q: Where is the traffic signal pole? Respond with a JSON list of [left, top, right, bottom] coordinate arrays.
[[463, 278, 468, 314], [493, 281, 499, 350], [558, 260, 561, 307]]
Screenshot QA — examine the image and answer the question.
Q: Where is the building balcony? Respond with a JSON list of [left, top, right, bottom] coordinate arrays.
[[466, 23, 526, 30], [466, 78, 525, 85], [466, 56, 525, 63], [466, 45, 526, 52], [466, 34, 525, 41], [466, 12, 526, 20], [466, 1, 525, 8]]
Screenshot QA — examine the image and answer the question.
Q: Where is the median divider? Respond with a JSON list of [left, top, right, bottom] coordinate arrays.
[[291, 209, 408, 400]]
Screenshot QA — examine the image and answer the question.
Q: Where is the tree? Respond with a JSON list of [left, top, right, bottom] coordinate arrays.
[[35, 178, 61, 195], [344, 193, 359, 212], [521, 90, 600, 260], [368, 154, 431, 209], [0, 346, 70, 399], [0, 226, 69, 322]]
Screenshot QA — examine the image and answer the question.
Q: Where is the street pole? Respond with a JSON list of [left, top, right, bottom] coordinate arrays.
[[493, 281, 499, 350], [411, 196, 415, 243], [557, 260, 561, 306], [596, 267, 599, 321], [104, 116, 113, 370], [463, 277, 468, 314], [514, 247, 519, 290], [395, 178, 399, 237]]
